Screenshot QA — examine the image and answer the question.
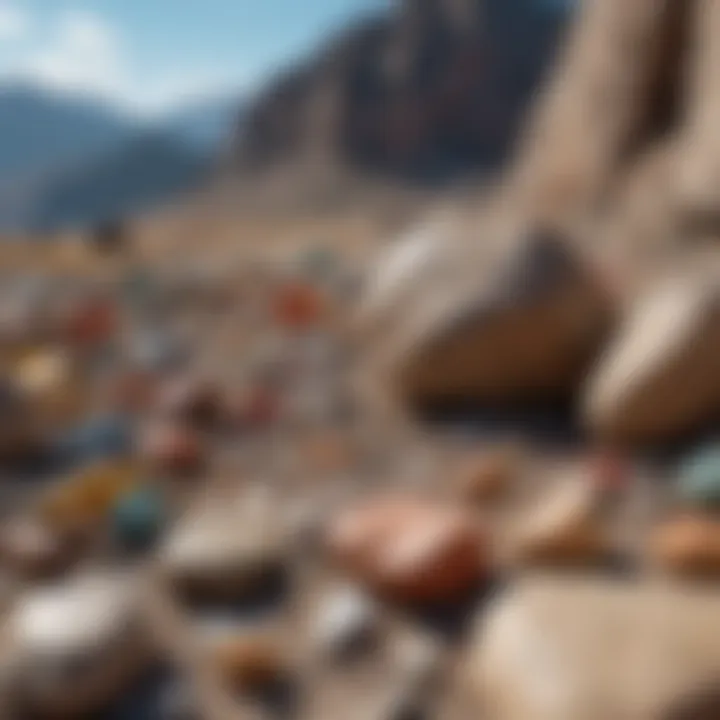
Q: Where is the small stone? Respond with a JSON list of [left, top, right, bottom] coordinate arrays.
[[456, 444, 522, 502], [0, 517, 69, 578], [677, 445, 720, 510], [140, 421, 204, 476], [326, 496, 487, 604], [272, 281, 326, 330], [511, 476, 608, 567], [38, 461, 139, 533], [156, 374, 220, 426], [651, 514, 720, 577], [56, 413, 133, 465], [112, 486, 165, 552], [311, 585, 378, 658], [160, 489, 287, 598], [208, 631, 284, 689]]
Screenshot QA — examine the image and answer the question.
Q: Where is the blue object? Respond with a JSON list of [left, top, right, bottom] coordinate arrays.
[[112, 486, 165, 551], [55, 414, 133, 466], [678, 444, 720, 509]]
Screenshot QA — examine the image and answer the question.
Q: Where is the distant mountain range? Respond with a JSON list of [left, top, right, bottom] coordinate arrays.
[[0, 84, 241, 233]]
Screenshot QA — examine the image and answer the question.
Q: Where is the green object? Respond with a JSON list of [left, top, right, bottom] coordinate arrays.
[[677, 445, 720, 509], [112, 486, 165, 551]]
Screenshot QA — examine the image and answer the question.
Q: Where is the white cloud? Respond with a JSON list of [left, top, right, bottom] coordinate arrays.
[[0, 7, 244, 116], [18, 10, 126, 99], [0, 2, 28, 40]]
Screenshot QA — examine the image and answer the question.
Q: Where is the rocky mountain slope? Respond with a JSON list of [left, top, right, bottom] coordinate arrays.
[[233, 0, 569, 181]]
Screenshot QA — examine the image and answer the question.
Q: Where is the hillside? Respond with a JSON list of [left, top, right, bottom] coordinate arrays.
[[233, 0, 569, 181]]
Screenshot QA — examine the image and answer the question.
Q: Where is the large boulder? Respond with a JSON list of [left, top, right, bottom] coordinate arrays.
[[467, 577, 720, 720], [372, 226, 612, 408], [584, 274, 720, 444]]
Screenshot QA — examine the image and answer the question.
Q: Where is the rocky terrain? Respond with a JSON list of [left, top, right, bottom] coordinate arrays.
[[3, 0, 720, 719]]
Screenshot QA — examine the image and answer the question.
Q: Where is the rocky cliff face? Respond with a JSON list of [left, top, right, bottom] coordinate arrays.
[[233, 0, 570, 181]]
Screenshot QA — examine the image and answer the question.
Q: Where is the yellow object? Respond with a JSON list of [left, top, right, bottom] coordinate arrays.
[[13, 348, 86, 429], [38, 461, 139, 531]]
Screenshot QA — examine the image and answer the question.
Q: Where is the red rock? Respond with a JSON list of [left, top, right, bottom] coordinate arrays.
[[141, 422, 204, 475], [272, 282, 325, 330], [59, 296, 118, 347], [326, 497, 487, 603]]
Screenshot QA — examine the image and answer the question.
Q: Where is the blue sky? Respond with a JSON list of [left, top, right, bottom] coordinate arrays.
[[0, 0, 389, 115]]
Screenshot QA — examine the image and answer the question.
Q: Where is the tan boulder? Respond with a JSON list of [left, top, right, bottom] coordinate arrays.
[[467, 577, 720, 720], [584, 274, 720, 444], [378, 228, 612, 407]]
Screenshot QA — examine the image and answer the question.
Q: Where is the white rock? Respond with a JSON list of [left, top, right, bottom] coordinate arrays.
[[7, 570, 149, 716], [312, 585, 378, 657], [160, 489, 287, 594]]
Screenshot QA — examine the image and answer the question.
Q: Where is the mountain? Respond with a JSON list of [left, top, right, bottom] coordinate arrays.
[[233, 0, 570, 181], [163, 96, 243, 153], [27, 132, 209, 232], [0, 84, 137, 184], [0, 84, 235, 232]]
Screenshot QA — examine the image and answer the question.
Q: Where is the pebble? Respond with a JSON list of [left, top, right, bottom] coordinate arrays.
[[160, 489, 287, 597], [197, 621, 285, 689], [651, 514, 720, 576], [511, 475, 608, 567], [311, 585, 379, 658], [156, 374, 220, 426], [112, 486, 166, 552], [140, 421, 204, 476], [677, 445, 720, 510], [0, 516, 69, 578], [326, 496, 487, 603]]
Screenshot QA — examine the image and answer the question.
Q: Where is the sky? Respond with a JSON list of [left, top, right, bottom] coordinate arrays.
[[0, 0, 389, 116]]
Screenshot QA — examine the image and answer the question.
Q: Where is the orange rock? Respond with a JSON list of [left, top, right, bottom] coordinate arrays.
[[141, 422, 204, 475], [272, 282, 325, 330], [652, 515, 720, 576], [327, 497, 487, 603], [211, 634, 284, 689]]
